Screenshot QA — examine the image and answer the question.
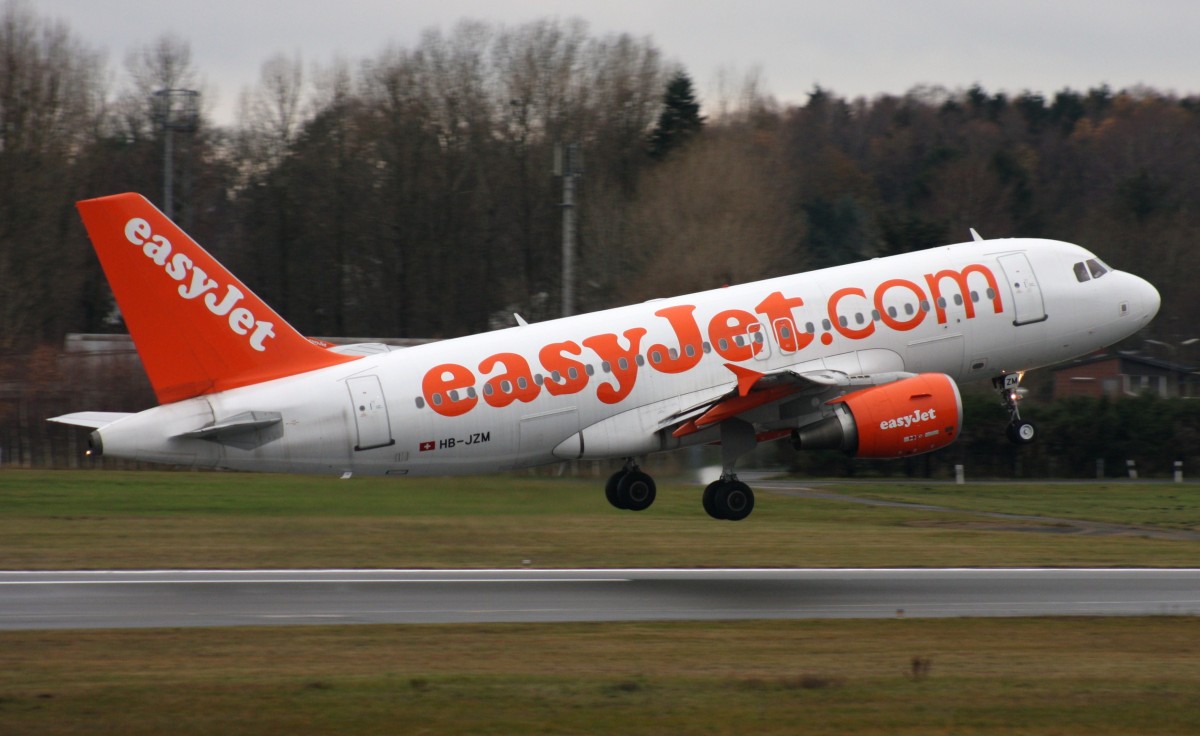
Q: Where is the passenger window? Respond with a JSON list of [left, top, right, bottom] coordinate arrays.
[[1074, 262, 1091, 282]]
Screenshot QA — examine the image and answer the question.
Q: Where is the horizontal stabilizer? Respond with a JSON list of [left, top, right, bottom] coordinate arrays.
[[175, 411, 282, 440], [48, 412, 133, 429]]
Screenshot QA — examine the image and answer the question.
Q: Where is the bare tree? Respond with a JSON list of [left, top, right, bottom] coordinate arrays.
[[618, 132, 800, 302], [0, 0, 107, 350]]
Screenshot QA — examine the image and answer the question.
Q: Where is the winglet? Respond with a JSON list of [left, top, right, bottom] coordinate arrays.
[[724, 363, 764, 397], [76, 193, 358, 404]]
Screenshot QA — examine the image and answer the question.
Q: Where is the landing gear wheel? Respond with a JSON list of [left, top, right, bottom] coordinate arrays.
[[605, 469, 628, 510], [703, 479, 755, 521], [703, 480, 726, 520], [617, 470, 656, 511], [719, 480, 755, 521], [1007, 419, 1037, 445]]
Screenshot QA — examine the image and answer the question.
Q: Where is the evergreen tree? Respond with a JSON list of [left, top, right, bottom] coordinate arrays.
[[647, 71, 705, 160]]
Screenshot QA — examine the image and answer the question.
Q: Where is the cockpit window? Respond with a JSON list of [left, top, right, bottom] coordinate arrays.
[[1074, 258, 1110, 282]]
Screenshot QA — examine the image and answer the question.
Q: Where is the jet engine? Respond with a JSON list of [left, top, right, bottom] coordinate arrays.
[[791, 373, 962, 458]]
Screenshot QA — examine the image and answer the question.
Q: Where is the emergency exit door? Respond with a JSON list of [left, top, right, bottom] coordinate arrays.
[[347, 375, 394, 451]]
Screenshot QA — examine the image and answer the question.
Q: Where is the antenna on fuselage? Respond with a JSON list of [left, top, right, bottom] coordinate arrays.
[[969, 228, 984, 242]]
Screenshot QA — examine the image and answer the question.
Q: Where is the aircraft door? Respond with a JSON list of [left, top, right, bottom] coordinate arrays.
[[347, 375, 395, 451], [998, 253, 1047, 325], [747, 322, 770, 361]]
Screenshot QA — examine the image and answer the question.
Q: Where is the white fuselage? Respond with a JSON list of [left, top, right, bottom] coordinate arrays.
[[93, 238, 1160, 475]]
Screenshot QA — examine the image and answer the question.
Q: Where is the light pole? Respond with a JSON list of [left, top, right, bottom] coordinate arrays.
[[554, 142, 581, 318], [152, 88, 199, 220]]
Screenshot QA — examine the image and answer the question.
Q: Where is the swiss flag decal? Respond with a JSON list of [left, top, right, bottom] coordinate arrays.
[[419, 441, 436, 452]]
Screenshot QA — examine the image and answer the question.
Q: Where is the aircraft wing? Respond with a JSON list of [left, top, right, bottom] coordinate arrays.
[[666, 363, 914, 438]]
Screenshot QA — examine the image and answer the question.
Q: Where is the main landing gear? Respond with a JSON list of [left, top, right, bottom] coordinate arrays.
[[605, 460, 657, 511], [702, 418, 758, 521], [995, 373, 1037, 444], [702, 477, 755, 521], [605, 419, 761, 521]]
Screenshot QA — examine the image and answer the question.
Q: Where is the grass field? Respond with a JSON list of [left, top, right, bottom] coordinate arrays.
[[3, 470, 1199, 734], [2, 618, 1199, 735], [1, 470, 1198, 569]]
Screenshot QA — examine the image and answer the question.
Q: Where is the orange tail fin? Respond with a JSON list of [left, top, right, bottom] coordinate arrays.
[[77, 193, 358, 404]]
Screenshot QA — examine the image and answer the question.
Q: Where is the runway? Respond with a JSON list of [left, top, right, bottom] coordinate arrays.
[[1, 568, 1198, 630]]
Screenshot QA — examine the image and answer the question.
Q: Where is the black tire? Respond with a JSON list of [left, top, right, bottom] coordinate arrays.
[[719, 480, 755, 521], [605, 469, 628, 509], [702, 480, 725, 520], [1007, 420, 1037, 445], [618, 470, 656, 511]]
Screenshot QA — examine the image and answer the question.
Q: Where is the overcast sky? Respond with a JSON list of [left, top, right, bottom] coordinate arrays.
[[32, 0, 1200, 124]]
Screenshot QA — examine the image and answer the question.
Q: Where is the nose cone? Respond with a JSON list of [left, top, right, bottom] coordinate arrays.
[[1134, 274, 1161, 323]]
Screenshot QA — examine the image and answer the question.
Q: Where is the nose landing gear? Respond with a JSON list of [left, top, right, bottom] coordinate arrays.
[[995, 373, 1036, 444]]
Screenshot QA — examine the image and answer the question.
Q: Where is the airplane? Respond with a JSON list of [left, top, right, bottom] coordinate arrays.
[[51, 193, 1160, 520]]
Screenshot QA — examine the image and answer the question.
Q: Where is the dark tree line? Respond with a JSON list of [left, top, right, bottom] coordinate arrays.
[[3, 1, 1199, 472], [4, 1, 1198, 346]]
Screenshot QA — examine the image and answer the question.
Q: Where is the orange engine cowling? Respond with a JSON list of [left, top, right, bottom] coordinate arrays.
[[790, 373, 962, 459]]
